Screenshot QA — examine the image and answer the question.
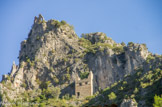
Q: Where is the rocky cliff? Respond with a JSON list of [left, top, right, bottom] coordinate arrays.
[[0, 15, 161, 107]]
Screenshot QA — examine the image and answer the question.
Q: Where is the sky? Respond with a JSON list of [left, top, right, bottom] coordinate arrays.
[[0, 0, 161, 80]]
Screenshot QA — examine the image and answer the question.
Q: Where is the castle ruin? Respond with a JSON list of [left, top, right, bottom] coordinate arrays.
[[75, 71, 93, 99]]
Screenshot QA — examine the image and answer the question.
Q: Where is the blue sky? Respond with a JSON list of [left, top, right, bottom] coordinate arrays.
[[0, 0, 161, 80]]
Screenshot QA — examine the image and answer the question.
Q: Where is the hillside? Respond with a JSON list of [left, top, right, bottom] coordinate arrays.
[[0, 15, 161, 107]]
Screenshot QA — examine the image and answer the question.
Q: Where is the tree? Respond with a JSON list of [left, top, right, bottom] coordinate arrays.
[[121, 42, 126, 46], [80, 72, 89, 79], [108, 92, 117, 101], [40, 81, 51, 89], [153, 95, 162, 107], [45, 86, 60, 99]]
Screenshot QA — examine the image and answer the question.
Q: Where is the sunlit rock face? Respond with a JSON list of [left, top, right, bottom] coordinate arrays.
[[120, 99, 138, 107], [0, 15, 154, 106]]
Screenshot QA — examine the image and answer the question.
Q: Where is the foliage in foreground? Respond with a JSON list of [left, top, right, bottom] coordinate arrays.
[[153, 95, 162, 107]]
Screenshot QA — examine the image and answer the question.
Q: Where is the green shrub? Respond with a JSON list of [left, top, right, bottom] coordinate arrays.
[[64, 74, 71, 81], [108, 92, 117, 101], [39, 102, 46, 107], [42, 20, 46, 23], [51, 49, 55, 53], [123, 81, 127, 85], [128, 42, 134, 47], [74, 58, 79, 63], [140, 82, 149, 88], [78, 38, 92, 48], [142, 44, 147, 50], [40, 81, 51, 89], [50, 67, 54, 72], [112, 46, 124, 53], [26, 58, 35, 67], [55, 20, 61, 27], [133, 87, 139, 94], [60, 20, 67, 25], [63, 58, 68, 62], [36, 78, 41, 85], [119, 87, 124, 91], [6, 76, 10, 80], [146, 55, 155, 63], [26, 58, 31, 63], [121, 42, 126, 46], [21, 82, 27, 88], [131, 94, 135, 98], [111, 82, 117, 88], [153, 95, 162, 107], [63, 94, 70, 100], [66, 67, 70, 73], [80, 72, 89, 79], [53, 76, 59, 84], [44, 86, 60, 99], [85, 96, 95, 100], [72, 49, 75, 53]]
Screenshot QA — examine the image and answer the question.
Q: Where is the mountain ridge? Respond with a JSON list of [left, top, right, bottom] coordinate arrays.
[[0, 14, 161, 107]]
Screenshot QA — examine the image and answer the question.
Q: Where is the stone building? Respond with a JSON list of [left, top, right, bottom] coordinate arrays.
[[75, 71, 93, 98]]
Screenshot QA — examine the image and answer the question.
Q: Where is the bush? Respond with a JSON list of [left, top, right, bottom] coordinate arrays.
[[64, 74, 71, 81], [121, 42, 126, 46], [108, 92, 117, 101], [40, 81, 51, 89], [74, 58, 79, 63], [80, 72, 89, 79], [123, 81, 127, 85], [55, 20, 61, 27], [119, 87, 124, 91], [63, 94, 70, 100], [60, 20, 67, 25], [53, 76, 59, 84], [146, 55, 155, 63], [47, 99, 68, 107], [112, 46, 124, 53], [21, 82, 27, 88], [36, 78, 41, 85], [44, 86, 60, 99], [128, 42, 134, 47], [50, 67, 54, 72], [26, 58, 35, 67], [63, 58, 68, 62], [51, 49, 55, 53], [153, 95, 162, 107], [133, 87, 139, 94], [66, 67, 70, 73]]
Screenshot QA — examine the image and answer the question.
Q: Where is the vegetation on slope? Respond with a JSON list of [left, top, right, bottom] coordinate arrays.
[[78, 36, 124, 55], [82, 58, 162, 106]]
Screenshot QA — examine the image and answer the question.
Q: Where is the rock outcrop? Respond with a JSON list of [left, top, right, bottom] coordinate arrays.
[[0, 14, 160, 107], [120, 99, 138, 107]]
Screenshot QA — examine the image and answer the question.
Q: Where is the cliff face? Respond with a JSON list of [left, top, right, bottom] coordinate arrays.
[[0, 15, 161, 106]]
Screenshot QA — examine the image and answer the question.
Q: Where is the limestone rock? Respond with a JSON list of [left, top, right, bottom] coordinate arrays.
[[120, 99, 138, 107], [0, 15, 160, 107]]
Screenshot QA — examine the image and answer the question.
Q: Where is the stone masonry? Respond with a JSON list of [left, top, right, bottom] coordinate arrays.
[[75, 71, 93, 99]]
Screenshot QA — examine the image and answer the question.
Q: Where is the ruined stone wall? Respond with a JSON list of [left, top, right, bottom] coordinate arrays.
[[75, 71, 93, 99]]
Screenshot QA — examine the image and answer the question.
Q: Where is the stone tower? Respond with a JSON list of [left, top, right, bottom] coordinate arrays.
[[75, 71, 93, 99]]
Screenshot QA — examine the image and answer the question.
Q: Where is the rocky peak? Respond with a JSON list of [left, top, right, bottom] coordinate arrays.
[[0, 15, 161, 107], [81, 32, 115, 45], [19, 15, 79, 63]]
